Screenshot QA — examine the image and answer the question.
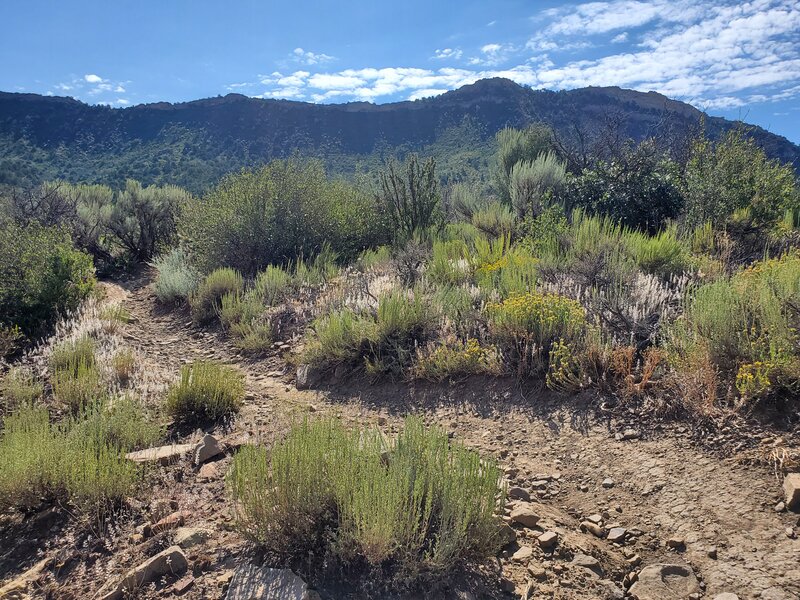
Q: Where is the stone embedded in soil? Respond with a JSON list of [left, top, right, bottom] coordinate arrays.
[[198, 462, 220, 481], [174, 526, 212, 549], [602, 478, 615, 488], [225, 564, 320, 600], [571, 553, 602, 575], [508, 486, 531, 501], [627, 563, 700, 600], [527, 564, 547, 580], [616, 429, 640, 441], [713, 594, 740, 600], [538, 531, 558, 549], [497, 522, 517, 546], [194, 433, 223, 465], [512, 545, 533, 562], [607, 527, 626, 543], [510, 503, 541, 528], [666, 536, 686, 549], [580, 521, 604, 537], [0, 557, 52, 599], [126, 443, 194, 465], [151, 510, 186, 535], [783, 473, 800, 512], [100, 546, 188, 600]]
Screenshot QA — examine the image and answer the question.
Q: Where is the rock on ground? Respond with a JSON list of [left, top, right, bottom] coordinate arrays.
[[784, 473, 800, 512], [509, 502, 541, 528], [226, 565, 320, 600], [628, 563, 700, 600], [194, 433, 223, 465], [101, 546, 188, 599], [126, 443, 194, 465]]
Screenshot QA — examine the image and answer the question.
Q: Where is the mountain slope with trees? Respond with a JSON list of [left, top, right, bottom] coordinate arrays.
[[1, 78, 798, 192]]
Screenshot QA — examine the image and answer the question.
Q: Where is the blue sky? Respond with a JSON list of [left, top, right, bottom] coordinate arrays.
[[2, 0, 799, 143]]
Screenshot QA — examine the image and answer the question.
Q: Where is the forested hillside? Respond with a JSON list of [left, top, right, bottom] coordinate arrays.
[[1, 78, 798, 192]]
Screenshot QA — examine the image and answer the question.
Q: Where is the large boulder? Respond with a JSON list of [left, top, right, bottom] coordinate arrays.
[[628, 563, 700, 600], [226, 565, 320, 600]]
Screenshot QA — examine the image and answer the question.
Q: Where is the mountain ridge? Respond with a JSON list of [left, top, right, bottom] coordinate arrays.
[[1, 78, 797, 192]]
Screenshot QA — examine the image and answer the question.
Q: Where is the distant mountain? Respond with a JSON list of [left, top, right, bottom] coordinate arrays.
[[1, 78, 798, 193]]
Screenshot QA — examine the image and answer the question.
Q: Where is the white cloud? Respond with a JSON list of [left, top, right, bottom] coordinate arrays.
[[115, 98, 129, 105], [409, 88, 449, 100], [292, 47, 335, 65], [84, 74, 104, 83], [433, 48, 462, 60], [247, 1, 800, 113]]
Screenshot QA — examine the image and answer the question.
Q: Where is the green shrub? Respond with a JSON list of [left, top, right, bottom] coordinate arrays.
[[180, 159, 388, 275], [105, 180, 189, 261], [304, 290, 433, 377], [0, 220, 95, 337], [487, 291, 588, 378], [378, 154, 443, 240], [52, 361, 103, 412], [165, 361, 244, 422], [669, 253, 800, 405], [683, 129, 800, 228], [492, 124, 554, 205], [50, 335, 96, 375], [1, 367, 43, 411], [230, 321, 273, 354], [0, 401, 151, 517], [427, 239, 469, 287], [508, 152, 566, 218], [152, 247, 200, 304], [303, 309, 377, 369], [253, 265, 292, 306], [356, 246, 392, 272], [412, 338, 501, 381], [190, 268, 244, 325], [228, 417, 504, 584], [624, 226, 689, 279], [219, 291, 263, 331], [0, 405, 61, 511]]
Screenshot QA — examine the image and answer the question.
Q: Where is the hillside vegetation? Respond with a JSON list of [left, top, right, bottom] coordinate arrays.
[[1, 79, 798, 192], [1, 113, 799, 597]]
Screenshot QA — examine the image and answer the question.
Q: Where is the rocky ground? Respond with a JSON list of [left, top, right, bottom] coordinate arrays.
[[1, 269, 799, 600]]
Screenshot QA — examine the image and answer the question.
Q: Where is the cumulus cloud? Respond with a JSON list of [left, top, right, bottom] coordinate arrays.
[[433, 48, 462, 60], [246, 1, 800, 113], [84, 74, 104, 83], [292, 47, 335, 65]]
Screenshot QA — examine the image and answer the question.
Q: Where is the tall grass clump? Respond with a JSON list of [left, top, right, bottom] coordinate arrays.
[[49, 335, 96, 374], [228, 417, 504, 585], [1, 367, 43, 412], [165, 360, 245, 422], [0, 399, 154, 517], [152, 247, 200, 304], [190, 268, 244, 325], [253, 265, 293, 306]]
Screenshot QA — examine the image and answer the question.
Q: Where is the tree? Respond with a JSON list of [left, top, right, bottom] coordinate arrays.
[[107, 180, 189, 261], [378, 154, 443, 240], [567, 139, 683, 231], [683, 129, 800, 228]]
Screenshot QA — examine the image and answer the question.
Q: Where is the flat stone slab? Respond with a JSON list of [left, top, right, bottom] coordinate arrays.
[[226, 565, 320, 600], [126, 444, 194, 465], [628, 563, 700, 600]]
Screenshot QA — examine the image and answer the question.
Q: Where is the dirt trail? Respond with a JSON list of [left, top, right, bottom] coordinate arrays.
[[11, 270, 793, 599]]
